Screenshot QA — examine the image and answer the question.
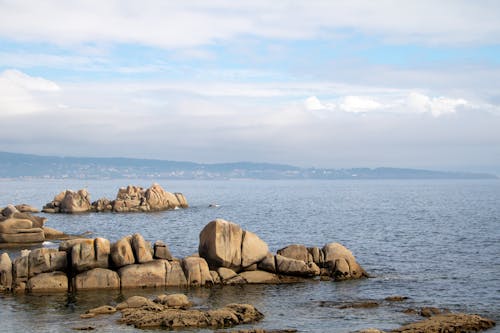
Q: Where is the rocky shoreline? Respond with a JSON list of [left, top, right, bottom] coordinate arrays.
[[0, 218, 367, 293]]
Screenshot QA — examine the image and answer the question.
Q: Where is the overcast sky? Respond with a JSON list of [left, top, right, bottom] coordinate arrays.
[[0, 1, 499, 172]]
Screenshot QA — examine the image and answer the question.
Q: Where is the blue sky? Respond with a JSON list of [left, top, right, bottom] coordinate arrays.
[[0, 1, 499, 173]]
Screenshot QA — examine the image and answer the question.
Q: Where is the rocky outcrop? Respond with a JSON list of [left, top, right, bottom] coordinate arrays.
[[42, 189, 91, 213], [84, 294, 264, 329], [27, 271, 68, 292], [43, 183, 188, 214], [0, 219, 367, 292], [0, 205, 47, 244], [391, 313, 495, 333]]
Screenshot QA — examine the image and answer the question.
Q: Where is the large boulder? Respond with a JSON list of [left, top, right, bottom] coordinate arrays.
[[74, 268, 120, 290], [322, 242, 367, 280], [43, 189, 92, 213], [27, 271, 68, 292], [241, 230, 269, 268], [118, 260, 167, 289], [131, 233, 153, 263], [238, 270, 280, 284], [199, 219, 243, 270], [14, 204, 39, 213], [0, 214, 45, 244], [12, 254, 29, 286], [113, 186, 149, 212], [182, 256, 213, 286], [60, 238, 110, 273], [28, 248, 67, 277], [277, 244, 311, 263], [145, 183, 180, 210], [153, 240, 173, 260], [110, 235, 135, 267], [0, 252, 12, 291]]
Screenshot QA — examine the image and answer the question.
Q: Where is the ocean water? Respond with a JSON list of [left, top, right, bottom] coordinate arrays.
[[0, 178, 499, 332]]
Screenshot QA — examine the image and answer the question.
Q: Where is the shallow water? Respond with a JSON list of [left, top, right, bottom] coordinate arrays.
[[0, 179, 499, 332]]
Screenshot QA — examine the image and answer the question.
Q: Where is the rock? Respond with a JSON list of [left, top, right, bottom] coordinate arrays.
[[182, 256, 213, 286], [14, 204, 39, 213], [118, 260, 166, 289], [210, 270, 221, 284], [241, 230, 269, 268], [91, 198, 112, 212], [60, 190, 92, 213], [81, 305, 117, 318], [116, 295, 162, 311], [391, 313, 496, 333], [131, 233, 153, 263], [42, 226, 68, 240], [145, 183, 180, 210], [110, 235, 135, 268], [153, 294, 191, 309], [12, 255, 29, 286], [27, 271, 68, 292], [307, 247, 324, 266], [165, 260, 188, 287], [69, 238, 110, 273], [0, 252, 13, 290], [238, 270, 280, 284], [199, 219, 243, 270], [118, 300, 263, 329], [337, 301, 379, 309], [28, 248, 67, 277], [113, 186, 148, 212], [322, 242, 367, 280], [420, 307, 446, 317], [174, 193, 189, 208], [74, 268, 120, 290], [0, 215, 46, 244], [153, 240, 172, 260], [0, 228, 45, 243], [217, 267, 238, 282], [257, 253, 276, 273], [354, 329, 386, 333], [385, 296, 409, 302], [277, 244, 311, 263], [275, 255, 320, 277], [1, 204, 19, 217]]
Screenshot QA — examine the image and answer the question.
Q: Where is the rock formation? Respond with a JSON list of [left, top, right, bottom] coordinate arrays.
[[0, 205, 48, 244], [82, 294, 264, 329], [0, 219, 367, 292], [42, 183, 188, 213]]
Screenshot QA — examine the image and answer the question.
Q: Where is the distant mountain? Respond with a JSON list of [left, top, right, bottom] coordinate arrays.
[[0, 151, 496, 180]]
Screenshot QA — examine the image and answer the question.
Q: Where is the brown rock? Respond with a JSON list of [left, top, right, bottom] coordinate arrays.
[[257, 253, 276, 273], [131, 233, 153, 263], [217, 267, 238, 282], [118, 260, 166, 289], [153, 294, 191, 309], [12, 254, 29, 285], [110, 235, 135, 268], [174, 193, 189, 208], [385, 296, 409, 302], [153, 240, 172, 260], [116, 295, 162, 311], [60, 189, 92, 213], [0, 252, 12, 290], [74, 268, 120, 290], [241, 230, 269, 268], [308, 247, 324, 266], [182, 256, 213, 286], [391, 313, 496, 333], [199, 219, 243, 270], [0, 217, 33, 233], [277, 244, 311, 263], [165, 260, 188, 287], [145, 183, 181, 210], [420, 307, 445, 317], [14, 204, 40, 213], [275, 255, 320, 277], [42, 226, 68, 240], [0, 228, 45, 243], [82, 305, 117, 317], [27, 271, 68, 292], [69, 238, 110, 273], [28, 248, 67, 277], [322, 242, 367, 280], [239, 270, 280, 284]]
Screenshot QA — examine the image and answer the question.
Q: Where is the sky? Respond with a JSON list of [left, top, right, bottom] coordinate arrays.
[[0, 1, 499, 173]]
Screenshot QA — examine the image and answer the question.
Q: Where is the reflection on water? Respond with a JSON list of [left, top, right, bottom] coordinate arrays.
[[1, 179, 499, 332]]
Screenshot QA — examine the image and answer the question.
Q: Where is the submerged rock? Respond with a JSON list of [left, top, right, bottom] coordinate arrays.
[[391, 313, 496, 333]]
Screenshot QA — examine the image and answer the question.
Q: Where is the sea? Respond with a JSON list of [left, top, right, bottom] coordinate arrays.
[[0, 178, 499, 333]]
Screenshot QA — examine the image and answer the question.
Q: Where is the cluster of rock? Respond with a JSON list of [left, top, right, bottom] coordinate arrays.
[[0, 204, 66, 244], [81, 294, 264, 329], [42, 183, 188, 213], [0, 219, 367, 293]]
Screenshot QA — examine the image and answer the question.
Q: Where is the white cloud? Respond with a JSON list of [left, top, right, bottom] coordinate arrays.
[[304, 96, 326, 110], [407, 92, 467, 117], [0, 1, 499, 48], [340, 96, 382, 113], [0, 69, 60, 116]]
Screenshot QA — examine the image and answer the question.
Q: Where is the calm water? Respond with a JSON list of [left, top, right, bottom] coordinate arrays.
[[0, 179, 499, 332]]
